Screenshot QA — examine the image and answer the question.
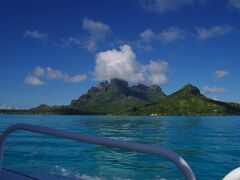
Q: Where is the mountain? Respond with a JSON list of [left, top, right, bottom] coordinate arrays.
[[70, 78, 166, 114], [70, 81, 240, 115], [2, 80, 240, 116], [135, 84, 240, 115]]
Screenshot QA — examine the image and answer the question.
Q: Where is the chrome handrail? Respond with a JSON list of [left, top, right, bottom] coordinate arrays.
[[0, 124, 196, 180]]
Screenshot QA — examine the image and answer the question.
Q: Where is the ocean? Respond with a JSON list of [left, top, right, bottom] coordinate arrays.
[[0, 115, 240, 180]]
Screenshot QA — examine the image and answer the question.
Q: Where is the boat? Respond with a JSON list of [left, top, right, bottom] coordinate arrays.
[[0, 124, 238, 179]]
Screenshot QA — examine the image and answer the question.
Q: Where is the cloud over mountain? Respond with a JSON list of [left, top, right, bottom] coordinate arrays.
[[94, 44, 169, 85]]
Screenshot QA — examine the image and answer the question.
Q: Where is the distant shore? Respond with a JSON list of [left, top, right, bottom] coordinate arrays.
[[1, 109, 240, 116]]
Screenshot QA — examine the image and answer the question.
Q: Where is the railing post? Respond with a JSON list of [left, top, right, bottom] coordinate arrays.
[[0, 124, 196, 180]]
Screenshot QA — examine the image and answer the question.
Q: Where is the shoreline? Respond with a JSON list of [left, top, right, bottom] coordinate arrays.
[[1, 113, 240, 117]]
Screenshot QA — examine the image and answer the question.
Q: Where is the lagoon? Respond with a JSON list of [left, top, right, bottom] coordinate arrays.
[[0, 115, 240, 180]]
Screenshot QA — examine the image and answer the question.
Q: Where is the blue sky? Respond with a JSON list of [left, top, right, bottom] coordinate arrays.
[[0, 0, 240, 109]]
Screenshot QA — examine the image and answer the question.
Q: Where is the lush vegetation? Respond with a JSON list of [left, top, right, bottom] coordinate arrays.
[[133, 84, 240, 116], [0, 105, 95, 115], [70, 79, 166, 114], [1, 80, 240, 116]]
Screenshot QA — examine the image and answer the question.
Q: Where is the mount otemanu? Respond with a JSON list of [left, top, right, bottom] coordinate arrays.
[[1, 79, 240, 115]]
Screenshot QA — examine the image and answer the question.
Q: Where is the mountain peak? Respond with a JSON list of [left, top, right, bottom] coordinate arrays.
[[182, 84, 200, 95], [171, 84, 201, 97], [184, 83, 195, 87], [109, 78, 128, 93], [110, 78, 128, 87], [149, 85, 162, 92], [88, 79, 128, 93]]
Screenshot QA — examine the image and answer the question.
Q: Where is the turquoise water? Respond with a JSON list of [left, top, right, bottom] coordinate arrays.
[[0, 115, 240, 180]]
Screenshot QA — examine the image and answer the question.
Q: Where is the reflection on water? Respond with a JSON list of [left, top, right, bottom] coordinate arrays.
[[0, 115, 240, 180]]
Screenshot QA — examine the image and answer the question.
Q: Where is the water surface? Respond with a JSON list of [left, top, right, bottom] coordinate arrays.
[[0, 115, 240, 180]]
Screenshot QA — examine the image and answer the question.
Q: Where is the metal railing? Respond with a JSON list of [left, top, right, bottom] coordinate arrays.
[[0, 124, 196, 180]]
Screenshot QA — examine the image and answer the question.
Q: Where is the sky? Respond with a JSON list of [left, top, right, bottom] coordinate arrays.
[[0, 0, 240, 109]]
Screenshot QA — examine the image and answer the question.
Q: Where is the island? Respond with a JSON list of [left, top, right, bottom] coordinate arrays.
[[1, 79, 240, 116]]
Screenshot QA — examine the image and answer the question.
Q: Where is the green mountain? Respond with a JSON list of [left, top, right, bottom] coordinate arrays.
[[2, 80, 240, 116], [134, 84, 240, 116], [70, 80, 240, 115], [70, 79, 166, 114]]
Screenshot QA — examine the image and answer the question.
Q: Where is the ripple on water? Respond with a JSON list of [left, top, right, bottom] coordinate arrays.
[[1, 115, 240, 180]]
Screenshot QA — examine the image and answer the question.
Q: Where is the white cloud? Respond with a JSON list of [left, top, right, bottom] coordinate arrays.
[[67, 37, 81, 45], [214, 70, 230, 79], [149, 74, 168, 85], [83, 18, 111, 52], [24, 30, 82, 48], [66, 74, 87, 83], [46, 67, 66, 80], [46, 67, 87, 83], [202, 86, 226, 94], [94, 45, 145, 83], [24, 66, 87, 86], [24, 75, 46, 86], [94, 44, 169, 85], [23, 30, 49, 43], [139, 27, 187, 44], [23, 19, 111, 51], [140, 0, 194, 14], [83, 18, 110, 33], [0, 104, 13, 110], [61, 37, 82, 48], [140, 0, 210, 14], [229, 0, 240, 10], [148, 61, 169, 84], [140, 28, 157, 42], [149, 60, 169, 74], [196, 25, 233, 40], [33, 66, 45, 77], [159, 27, 187, 42]]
